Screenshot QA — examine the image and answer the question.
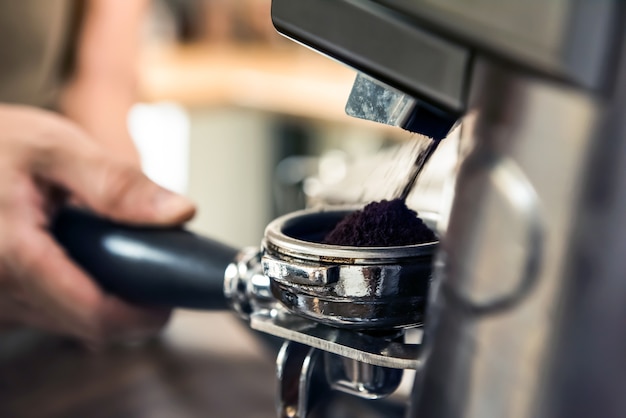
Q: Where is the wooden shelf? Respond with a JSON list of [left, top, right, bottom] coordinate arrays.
[[139, 42, 393, 130]]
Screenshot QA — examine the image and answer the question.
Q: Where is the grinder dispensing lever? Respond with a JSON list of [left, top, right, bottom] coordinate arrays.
[[345, 73, 457, 201], [50, 206, 272, 314]]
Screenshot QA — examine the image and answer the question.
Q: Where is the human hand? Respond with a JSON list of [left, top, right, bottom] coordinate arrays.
[[0, 104, 195, 345]]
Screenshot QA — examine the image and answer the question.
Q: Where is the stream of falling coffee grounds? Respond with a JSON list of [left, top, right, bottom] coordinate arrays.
[[323, 136, 439, 247]]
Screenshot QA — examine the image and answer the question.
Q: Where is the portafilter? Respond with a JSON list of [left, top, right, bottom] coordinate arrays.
[[52, 204, 438, 416]]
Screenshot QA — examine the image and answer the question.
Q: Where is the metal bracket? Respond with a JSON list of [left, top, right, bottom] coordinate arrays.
[[251, 310, 421, 369]]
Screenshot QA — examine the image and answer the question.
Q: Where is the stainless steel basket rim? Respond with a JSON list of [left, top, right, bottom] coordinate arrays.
[[263, 206, 438, 263]]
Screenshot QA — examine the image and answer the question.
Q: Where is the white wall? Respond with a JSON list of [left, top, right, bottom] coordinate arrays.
[[185, 107, 275, 248]]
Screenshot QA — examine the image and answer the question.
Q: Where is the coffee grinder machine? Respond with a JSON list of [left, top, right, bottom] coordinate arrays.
[[268, 1, 626, 417], [53, 1, 626, 417]]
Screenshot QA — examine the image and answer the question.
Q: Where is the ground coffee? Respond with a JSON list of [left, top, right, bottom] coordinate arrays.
[[323, 199, 436, 247]]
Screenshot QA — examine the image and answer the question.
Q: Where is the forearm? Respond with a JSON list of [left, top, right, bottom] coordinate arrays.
[[59, 0, 149, 166], [60, 78, 140, 165]]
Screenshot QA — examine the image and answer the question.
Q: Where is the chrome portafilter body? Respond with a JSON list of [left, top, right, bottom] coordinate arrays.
[[261, 207, 438, 330], [230, 206, 440, 417]]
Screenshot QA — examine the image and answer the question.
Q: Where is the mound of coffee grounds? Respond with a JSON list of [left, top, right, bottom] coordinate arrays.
[[323, 199, 436, 246]]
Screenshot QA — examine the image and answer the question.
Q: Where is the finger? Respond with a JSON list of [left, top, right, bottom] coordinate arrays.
[[0, 170, 49, 227], [0, 296, 75, 337], [7, 226, 170, 344], [0, 293, 169, 346], [31, 120, 195, 226], [33, 177, 69, 218]]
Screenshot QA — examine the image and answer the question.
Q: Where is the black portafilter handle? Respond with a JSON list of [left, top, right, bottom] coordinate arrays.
[[50, 206, 240, 310]]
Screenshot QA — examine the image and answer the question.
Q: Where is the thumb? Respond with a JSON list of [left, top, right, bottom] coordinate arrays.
[[35, 127, 195, 225], [76, 158, 195, 225]]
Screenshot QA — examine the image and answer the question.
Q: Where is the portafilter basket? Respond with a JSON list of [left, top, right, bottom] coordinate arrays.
[[261, 206, 438, 330]]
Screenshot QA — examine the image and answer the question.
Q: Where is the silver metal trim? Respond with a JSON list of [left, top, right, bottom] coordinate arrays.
[[251, 311, 422, 369]]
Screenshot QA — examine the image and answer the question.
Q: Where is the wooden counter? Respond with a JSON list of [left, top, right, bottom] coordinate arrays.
[[0, 312, 278, 418]]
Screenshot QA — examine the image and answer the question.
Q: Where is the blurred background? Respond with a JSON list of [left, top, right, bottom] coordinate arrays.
[[134, 0, 433, 247], [0, 1, 457, 417]]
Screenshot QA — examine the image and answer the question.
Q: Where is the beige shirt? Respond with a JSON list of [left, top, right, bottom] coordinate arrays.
[[0, 0, 79, 108]]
